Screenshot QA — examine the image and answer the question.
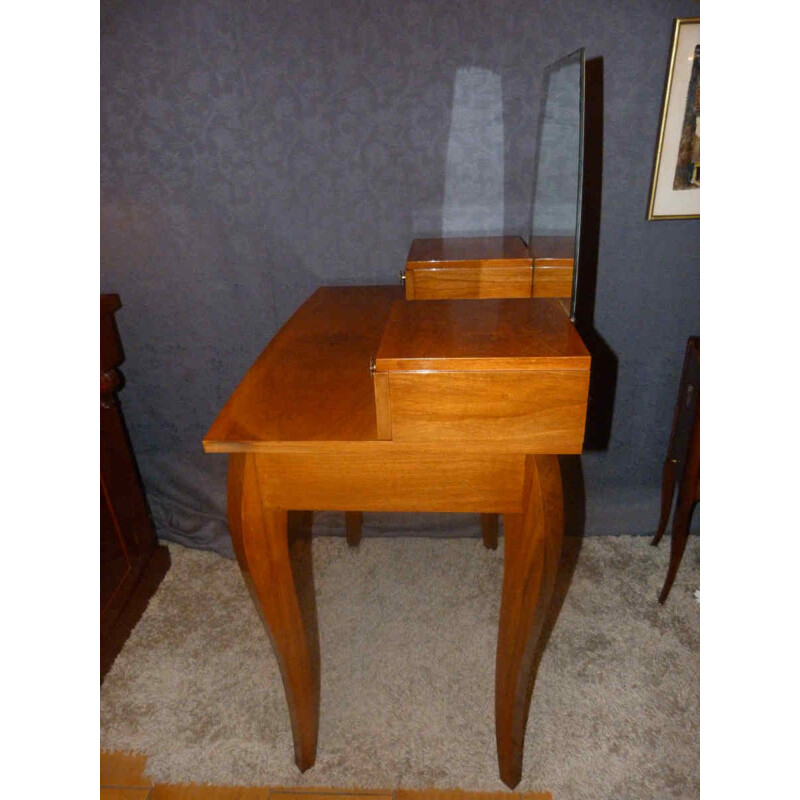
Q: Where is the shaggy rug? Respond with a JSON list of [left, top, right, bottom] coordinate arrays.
[[101, 533, 699, 798]]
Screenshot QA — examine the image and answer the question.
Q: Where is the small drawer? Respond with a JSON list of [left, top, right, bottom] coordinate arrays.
[[408, 264, 533, 300], [372, 297, 592, 453], [405, 236, 533, 300], [386, 370, 589, 452]]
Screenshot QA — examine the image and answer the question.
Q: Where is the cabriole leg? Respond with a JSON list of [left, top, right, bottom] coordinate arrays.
[[496, 455, 564, 788], [228, 454, 320, 772]]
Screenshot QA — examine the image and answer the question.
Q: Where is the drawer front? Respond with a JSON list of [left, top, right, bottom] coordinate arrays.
[[387, 369, 589, 453], [253, 449, 526, 513], [408, 264, 533, 300]]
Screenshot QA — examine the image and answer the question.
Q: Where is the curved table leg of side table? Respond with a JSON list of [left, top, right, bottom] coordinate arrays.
[[228, 453, 321, 772], [496, 454, 564, 789]]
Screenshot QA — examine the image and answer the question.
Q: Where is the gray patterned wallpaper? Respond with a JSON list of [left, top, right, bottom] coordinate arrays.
[[101, 0, 700, 556]]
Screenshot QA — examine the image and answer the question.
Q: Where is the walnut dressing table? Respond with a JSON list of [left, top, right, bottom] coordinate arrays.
[[203, 285, 590, 788]]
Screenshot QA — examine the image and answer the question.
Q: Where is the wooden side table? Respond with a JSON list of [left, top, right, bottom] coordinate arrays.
[[204, 286, 590, 787], [651, 337, 699, 604]]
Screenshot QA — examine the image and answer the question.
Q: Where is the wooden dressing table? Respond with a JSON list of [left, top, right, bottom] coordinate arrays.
[[204, 44, 589, 790], [203, 284, 590, 788]]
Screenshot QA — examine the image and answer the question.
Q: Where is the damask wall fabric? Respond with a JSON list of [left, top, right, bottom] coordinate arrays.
[[101, 0, 700, 557]]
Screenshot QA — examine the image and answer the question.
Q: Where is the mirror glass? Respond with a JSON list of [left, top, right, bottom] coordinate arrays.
[[529, 48, 585, 319]]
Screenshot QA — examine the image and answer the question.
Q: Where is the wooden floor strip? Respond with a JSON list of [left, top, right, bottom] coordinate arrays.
[[398, 792, 550, 800], [100, 752, 552, 800], [272, 793, 392, 800], [101, 752, 153, 788], [99, 789, 151, 800], [150, 787, 269, 799]]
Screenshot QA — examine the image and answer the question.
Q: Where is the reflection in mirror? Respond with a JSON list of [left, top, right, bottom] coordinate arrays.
[[443, 67, 504, 236], [530, 49, 585, 320]]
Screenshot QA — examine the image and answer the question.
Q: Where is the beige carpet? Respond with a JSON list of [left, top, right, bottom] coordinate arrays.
[[101, 533, 699, 798]]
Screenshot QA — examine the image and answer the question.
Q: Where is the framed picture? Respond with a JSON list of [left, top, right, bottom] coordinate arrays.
[[647, 17, 700, 220]]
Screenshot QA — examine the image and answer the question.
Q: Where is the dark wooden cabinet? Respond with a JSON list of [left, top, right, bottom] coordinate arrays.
[[101, 294, 170, 680]]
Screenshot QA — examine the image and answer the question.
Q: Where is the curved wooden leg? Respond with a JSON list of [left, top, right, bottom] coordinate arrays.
[[657, 494, 696, 604], [658, 416, 699, 604], [651, 458, 677, 546], [228, 454, 320, 772], [345, 511, 362, 547], [481, 513, 499, 550], [496, 455, 563, 789], [658, 476, 699, 604]]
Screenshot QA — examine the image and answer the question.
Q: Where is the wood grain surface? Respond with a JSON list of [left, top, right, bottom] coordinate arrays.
[[406, 236, 531, 266], [251, 451, 526, 513], [385, 371, 588, 451], [204, 282, 590, 788], [228, 455, 320, 773], [496, 455, 563, 788], [409, 265, 533, 300], [204, 287, 401, 449], [374, 298, 590, 373], [405, 237, 533, 300], [531, 265, 573, 299]]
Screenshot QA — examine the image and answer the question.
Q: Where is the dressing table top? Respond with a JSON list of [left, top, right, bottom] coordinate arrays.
[[203, 285, 589, 454]]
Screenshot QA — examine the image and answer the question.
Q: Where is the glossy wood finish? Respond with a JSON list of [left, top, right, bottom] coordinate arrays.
[[385, 371, 588, 451], [375, 297, 590, 373], [496, 456, 563, 788], [400, 238, 574, 668], [403, 236, 575, 301], [410, 265, 533, 300], [205, 289, 590, 456], [406, 235, 532, 266], [531, 266, 573, 299], [204, 286, 590, 788], [373, 371, 392, 440], [205, 287, 402, 450], [228, 454, 319, 772], [250, 450, 526, 513], [101, 295, 170, 681], [374, 298, 590, 452], [405, 237, 532, 300], [530, 236, 575, 299]]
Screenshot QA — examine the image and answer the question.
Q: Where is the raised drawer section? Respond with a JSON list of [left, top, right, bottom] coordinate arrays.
[[385, 369, 590, 453], [408, 264, 533, 300]]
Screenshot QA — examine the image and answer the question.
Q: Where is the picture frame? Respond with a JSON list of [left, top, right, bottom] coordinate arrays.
[[647, 17, 700, 220]]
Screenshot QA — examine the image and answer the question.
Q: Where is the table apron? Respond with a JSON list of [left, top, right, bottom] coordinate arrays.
[[249, 451, 527, 513]]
